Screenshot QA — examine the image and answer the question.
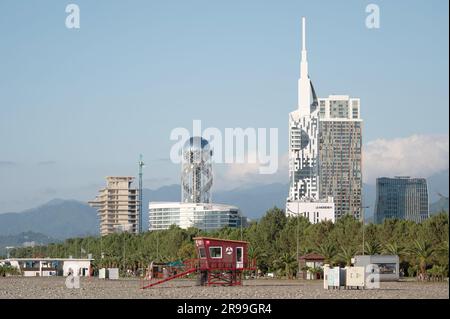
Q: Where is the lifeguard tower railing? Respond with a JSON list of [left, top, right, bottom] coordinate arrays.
[[194, 258, 257, 271]]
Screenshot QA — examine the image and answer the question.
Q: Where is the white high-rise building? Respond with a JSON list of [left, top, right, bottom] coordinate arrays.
[[286, 18, 335, 223]]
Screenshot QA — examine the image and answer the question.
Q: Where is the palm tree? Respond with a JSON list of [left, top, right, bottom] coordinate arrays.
[[427, 265, 446, 281], [123, 255, 137, 275], [408, 240, 435, 281], [364, 241, 381, 255], [247, 246, 259, 262], [436, 241, 449, 261], [135, 253, 149, 275], [111, 256, 121, 268], [314, 242, 337, 266], [300, 247, 313, 256], [273, 253, 297, 279], [247, 246, 267, 277], [337, 246, 357, 266], [382, 242, 405, 257]]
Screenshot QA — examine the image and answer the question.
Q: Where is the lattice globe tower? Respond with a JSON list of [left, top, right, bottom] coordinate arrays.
[[181, 137, 213, 203]]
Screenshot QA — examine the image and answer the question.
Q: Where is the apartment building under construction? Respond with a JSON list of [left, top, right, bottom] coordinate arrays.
[[89, 176, 139, 236]]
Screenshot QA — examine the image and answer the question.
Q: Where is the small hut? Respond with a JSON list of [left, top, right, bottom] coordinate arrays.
[[298, 253, 325, 280]]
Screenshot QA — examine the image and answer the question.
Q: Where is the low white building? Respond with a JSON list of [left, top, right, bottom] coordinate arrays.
[[1, 258, 93, 277], [149, 202, 246, 231], [352, 255, 399, 281], [285, 197, 335, 223]]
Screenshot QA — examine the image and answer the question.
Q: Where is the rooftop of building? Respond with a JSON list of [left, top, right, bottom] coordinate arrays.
[[105, 176, 135, 180], [377, 176, 427, 181], [298, 253, 325, 261], [1, 258, 94, 262], [149, 201, 240, 210], [193, 237, 249, 245], [318, 95, 361, 101]]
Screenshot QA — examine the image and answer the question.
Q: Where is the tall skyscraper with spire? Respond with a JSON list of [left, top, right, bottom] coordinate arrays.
[[286, 18, 335, 223], [288, 17, 319, 202]]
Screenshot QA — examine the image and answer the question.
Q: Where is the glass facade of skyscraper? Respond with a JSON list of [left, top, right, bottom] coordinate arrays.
[[375, 177, 429, 223]]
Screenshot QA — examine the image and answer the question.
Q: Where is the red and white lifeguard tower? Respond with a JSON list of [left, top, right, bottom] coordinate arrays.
[[142, 237, 256, 289], [194, 237, 255, 286]]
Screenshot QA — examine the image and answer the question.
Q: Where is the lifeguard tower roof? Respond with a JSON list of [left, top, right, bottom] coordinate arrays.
[[193, 237, 249, 244]]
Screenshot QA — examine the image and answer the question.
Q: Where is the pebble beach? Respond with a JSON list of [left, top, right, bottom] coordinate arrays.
[[0, 277, 448, 299]]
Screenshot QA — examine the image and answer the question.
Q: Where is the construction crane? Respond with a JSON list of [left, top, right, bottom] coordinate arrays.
[[138, 154, 145, 233]]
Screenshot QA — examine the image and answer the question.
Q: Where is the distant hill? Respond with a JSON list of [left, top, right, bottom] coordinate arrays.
[[0, 199, 98, 239], [0, 231, 58, 257], [428, 169, 449, 203], [0, 184, 286, 241], [430, 197, 449, 215], [213, 183, 287, 219], [0, 170, 447, 239]]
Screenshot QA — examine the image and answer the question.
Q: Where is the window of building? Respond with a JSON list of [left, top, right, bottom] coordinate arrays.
[[376, 263, 397, 274], [236, 247, 243, 263], [209, 247, 222, 258], [198, 247, 206, 258]]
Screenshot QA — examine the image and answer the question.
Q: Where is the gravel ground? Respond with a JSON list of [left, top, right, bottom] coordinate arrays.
[[0, 277, 448, 299]]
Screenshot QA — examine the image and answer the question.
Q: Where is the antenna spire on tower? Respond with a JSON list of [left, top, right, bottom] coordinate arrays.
[[302, 17, 306, 51], [298, 16, 311, 114]]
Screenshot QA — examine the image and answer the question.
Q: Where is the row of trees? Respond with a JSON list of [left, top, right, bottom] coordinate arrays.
[[8, 208, 449, 280]]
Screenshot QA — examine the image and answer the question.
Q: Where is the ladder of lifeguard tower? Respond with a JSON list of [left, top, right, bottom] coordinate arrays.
[[142, 268, 197, 289]]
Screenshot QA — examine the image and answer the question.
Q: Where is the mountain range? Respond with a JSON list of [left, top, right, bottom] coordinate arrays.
[[0, 199, 99, 239], [0, 169, 447, 244], [430, 196, 449, 215], [0, 231, 58, 256]]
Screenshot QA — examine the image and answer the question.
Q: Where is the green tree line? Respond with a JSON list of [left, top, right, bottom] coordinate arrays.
[[8, 208, 449, 280]]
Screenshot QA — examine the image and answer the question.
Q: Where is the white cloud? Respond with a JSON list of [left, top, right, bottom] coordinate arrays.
[[363, 134, 449, 184], [213, 153, 289, 190], [213, 134, 449, 189]]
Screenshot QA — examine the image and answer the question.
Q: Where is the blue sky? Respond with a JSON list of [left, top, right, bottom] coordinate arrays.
[[0, 0, 448, 212]]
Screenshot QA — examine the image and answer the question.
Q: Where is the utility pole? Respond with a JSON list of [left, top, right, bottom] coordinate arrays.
[[138, 154, 145, 233], [100, 236, 104, 261], [240, 215, 243, 241], [296, 201, 300, 279], [123, 234, 126, 272], [156, 231, 159, 261], [361, 206, 370, 255], [296, 217, 300, 278]]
